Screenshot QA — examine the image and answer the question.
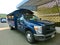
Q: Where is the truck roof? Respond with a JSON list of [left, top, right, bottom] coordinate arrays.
[[7, 9, 33, 16]]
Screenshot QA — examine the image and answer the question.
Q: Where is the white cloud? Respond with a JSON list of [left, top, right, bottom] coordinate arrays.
[[0, 0, 23, 14]]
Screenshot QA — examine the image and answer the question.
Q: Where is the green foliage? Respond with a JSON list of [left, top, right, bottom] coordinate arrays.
[[38, 5, 59, 14], [0, 14, 6, 18], [55, 22, 60, 27]]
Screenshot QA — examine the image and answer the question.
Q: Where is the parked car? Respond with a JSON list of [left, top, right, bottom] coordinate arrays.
[[1, 18, 7, 23]]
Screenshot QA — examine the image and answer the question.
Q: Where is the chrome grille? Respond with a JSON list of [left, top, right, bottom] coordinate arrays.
[[42, 24, 55, 35]]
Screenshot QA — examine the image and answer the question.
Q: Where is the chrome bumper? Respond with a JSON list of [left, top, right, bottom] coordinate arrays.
[[34, 31, 56, 41]]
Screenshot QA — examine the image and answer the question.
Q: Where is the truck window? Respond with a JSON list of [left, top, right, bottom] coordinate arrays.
[[7, 15, 14, 21], [24, 14, 40, 21]]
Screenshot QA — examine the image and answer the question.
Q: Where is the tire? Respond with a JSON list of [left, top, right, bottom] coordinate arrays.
[[10, 26, 14, 30], [25, 31, 35, 43]]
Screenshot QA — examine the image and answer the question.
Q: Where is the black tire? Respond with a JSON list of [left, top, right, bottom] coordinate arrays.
[[25, 31, 35, 43], [10, 26, 14, 30]]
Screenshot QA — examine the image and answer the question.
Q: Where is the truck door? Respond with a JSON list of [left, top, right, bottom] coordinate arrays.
[[17, 15, 25, 32]]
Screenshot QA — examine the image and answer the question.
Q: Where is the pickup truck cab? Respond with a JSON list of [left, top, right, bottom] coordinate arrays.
[[7, 9, 56, 43]]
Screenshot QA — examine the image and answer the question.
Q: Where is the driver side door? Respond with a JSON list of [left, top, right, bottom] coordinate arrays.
[[17, 16, 25, 32]]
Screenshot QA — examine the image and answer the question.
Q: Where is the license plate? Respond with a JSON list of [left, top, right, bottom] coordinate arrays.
[[51, 34, 55, 38]]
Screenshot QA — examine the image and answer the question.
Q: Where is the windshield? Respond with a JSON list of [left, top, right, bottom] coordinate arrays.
[[24, 15, 40, 21]]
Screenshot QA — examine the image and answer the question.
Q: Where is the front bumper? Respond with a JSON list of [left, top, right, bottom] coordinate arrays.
[[34, 31, 56, 41]]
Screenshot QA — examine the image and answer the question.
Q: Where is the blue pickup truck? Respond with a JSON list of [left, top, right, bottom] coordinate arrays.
[[7, 9, 56, 43]]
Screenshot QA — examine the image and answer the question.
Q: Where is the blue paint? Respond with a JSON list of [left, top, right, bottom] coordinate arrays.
[[7, 9, 54, 34]]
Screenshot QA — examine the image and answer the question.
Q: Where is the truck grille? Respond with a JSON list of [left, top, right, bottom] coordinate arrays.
[[42, 24, 55, 35]]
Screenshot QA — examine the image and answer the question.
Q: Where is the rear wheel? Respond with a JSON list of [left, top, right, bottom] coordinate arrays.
[[25, 31, 35, 43], [10, 26, 14, 30]]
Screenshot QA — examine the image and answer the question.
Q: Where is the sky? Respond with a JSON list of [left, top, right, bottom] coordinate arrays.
[[0, 0, 23, 14]]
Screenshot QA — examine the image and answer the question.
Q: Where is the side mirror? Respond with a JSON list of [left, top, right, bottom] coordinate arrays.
[[19, 16, 24, 23], [20, 16, 23, 21]]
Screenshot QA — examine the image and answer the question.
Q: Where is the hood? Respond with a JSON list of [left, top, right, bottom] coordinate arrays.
[[27, 20, 54, 26], [40, 20, 54, 25]]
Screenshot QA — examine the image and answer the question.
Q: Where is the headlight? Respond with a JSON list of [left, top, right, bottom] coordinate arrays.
[[34, 26, 42, 34]]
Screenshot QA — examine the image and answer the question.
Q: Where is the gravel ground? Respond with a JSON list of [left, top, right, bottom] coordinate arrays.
[[0, 23, 9, 28]]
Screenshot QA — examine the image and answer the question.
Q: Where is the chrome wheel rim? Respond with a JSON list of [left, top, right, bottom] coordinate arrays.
[[26, 33, 32, 41]]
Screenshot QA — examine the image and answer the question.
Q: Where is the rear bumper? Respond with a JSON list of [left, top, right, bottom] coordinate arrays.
[[34, 31, 56, 41]]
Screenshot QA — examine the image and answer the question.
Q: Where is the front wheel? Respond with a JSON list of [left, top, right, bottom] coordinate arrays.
[[25, 31, 35, 43]]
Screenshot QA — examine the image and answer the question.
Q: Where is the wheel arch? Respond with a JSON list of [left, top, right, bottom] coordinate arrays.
[[25, 28, 36, 34]]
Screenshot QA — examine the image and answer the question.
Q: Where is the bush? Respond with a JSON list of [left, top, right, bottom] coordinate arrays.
[[55, 22, 60, 27]]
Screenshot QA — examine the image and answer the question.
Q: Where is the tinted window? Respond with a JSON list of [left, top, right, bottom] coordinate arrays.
[[7, 15, 14, 20]]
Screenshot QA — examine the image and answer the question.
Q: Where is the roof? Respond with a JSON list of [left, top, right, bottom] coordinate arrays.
[[17, 0, 54, 11], [7, 9, 33, 15]]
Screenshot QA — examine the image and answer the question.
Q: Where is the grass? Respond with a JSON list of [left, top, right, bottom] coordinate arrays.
[[55, 22, 60, 27], [38, 5, 59, 14], [0, 14, 7, 18]]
